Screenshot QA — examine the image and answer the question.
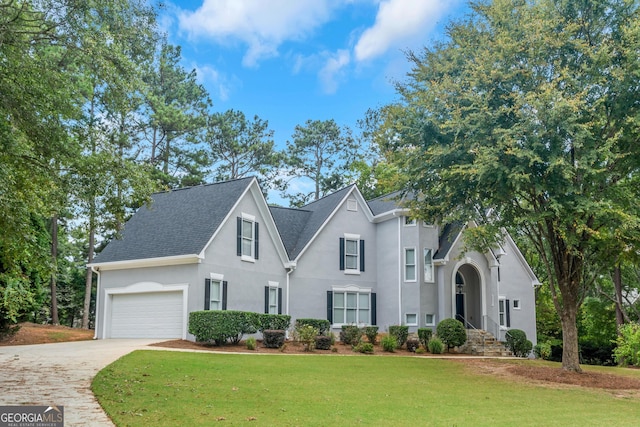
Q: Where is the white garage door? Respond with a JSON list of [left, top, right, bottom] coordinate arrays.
[[110, 291, 183, 338]]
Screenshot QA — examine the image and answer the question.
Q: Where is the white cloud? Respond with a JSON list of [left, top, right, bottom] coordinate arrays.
[[354, 0, 451, 62], [178, 0, 336, 67], [192, 64, 238, 102], [318, 49, 351, 94]]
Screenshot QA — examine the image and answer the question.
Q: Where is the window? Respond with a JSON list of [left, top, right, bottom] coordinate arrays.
[[499, 297, 510, 328], [339, 235, 365, 272], [405, 248, 416, 281], [329, 289, 375, 325], [404, 216, 416, 226], [205, 275, 227, 310], [405, 313, 417, 326], [264, 283, 281, 314], [423, 248, 434, 282], [513, 299, 521, 310], [425, 314, 435, 326], [237, 215, 259, 260]]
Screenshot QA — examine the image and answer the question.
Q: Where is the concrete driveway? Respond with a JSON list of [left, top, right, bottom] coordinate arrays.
[[0, 339, 162, 427]]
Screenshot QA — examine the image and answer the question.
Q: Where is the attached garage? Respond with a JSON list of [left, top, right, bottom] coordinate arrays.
[[105, 282, 188, 339]]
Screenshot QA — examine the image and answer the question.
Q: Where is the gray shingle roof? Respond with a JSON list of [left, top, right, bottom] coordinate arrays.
[[94, 177, 253, 263], [433, 222, 464, 260], [367, 191, 403, 215], [271, 185, 355, 259]]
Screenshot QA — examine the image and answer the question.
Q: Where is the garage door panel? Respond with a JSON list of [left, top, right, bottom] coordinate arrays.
[[110, 291, 183, 338]]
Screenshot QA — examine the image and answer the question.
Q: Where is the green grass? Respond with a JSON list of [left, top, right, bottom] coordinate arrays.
[[93, 351, 640, 426]]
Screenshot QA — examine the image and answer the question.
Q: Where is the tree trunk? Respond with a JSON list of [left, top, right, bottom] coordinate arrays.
[[613, 264, 626, 329], [82, 222, 95, 329], [559, 303, 581, 372], [50, 214, 59, 325]]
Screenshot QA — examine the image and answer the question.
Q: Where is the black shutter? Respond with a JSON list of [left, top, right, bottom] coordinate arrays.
[[278, 288, 282, 314], [236, 217, 242, 256], [264, 286, 269, 314], [327, 291, 333, 323], [506, 299, 511, 328], [254, 222, 259, 259], [204, 278, 211, 310], [360, 239, 365, 272], [371, 292, 377, 325], [339, 238, 345, 270], [222, 281, 228, 310]]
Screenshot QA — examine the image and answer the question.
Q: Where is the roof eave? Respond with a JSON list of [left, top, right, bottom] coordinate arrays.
[[89, 254, 202, 271]]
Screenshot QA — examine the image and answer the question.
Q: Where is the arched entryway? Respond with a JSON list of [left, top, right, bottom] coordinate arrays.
[[453, 264, 483, 330]]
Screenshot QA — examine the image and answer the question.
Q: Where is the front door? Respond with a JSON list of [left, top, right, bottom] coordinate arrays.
[[455, 293, 465, 326]]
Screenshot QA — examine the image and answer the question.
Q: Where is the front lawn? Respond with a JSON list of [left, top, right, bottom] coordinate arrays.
[[93, 351, 640, 426]]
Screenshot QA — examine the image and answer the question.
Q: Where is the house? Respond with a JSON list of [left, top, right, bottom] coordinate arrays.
[[90, 177, 538, 344]]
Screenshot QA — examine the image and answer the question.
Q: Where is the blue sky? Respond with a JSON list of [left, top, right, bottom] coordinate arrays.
[[159, 0, 470, 149]]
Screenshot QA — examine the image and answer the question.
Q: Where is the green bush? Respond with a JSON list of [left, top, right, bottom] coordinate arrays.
[[417, 328, 433, 349], [297, 324, 319, 351], [381, 335, 397, 352], [534, 342, 552, 360], [363, 326, 379, 344], [388, 325, 409, 348], [259, 314, 291, 332], [340, 325, 362, 345], [295, 318, 331, 336], [406, 338, 420, 352], [246, 336, 257, 350], [315, 335, 332, 350], [415, 347, 426, 354], [353, 342, 374, 354], [428, 337, 444, 354], [506, 329, 532, 357], [436, 318, 467, 351], [614, 322, 640, 366], [262, 330, 286, 348], [189, 310, 261, 345]]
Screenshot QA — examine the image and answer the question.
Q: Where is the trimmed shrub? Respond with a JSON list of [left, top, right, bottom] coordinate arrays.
[[353, 342, 374, 354], [295, 318, 331, 336], [363, 326, 379, 345], [417, 328, 433, 349], [259, 314, 291, 332], [614, 322, 640, 366], [436, 318, 467, 351], [315, 335, 332, 350], [406, 338, 420, 352], [297, 324, 319, 351], [506, 329, 532, 357], [534, 342, 552, 360], [246, 336, 257, 350], [381, 334, 397, 352], [262, 330, 286, 348], [340, 325, 362, 345], [388, 325, 409, 348], [189, 310, 260, 345], [415, 347, 426, 354], [428, 337, 444, 354]]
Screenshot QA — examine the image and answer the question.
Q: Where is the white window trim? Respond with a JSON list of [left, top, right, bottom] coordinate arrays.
[[404, 247, 417, 282], [404, 216, 417, 226], [425, 313, 435, 326], [331, 285, 372, 327], [347, 199, 358, 211], [513, 299, 521, 310], [405, 313, 418, 326], [498, 296, 507, 329], [343, 233, 361, 275], [209, 273, 224, 311], [240, 213, 257, 262], [423, 248, 434, 283], [267, 281, 279, 315]]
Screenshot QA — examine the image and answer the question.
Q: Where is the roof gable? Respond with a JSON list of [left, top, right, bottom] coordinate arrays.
[[94, 177, 254, 264]]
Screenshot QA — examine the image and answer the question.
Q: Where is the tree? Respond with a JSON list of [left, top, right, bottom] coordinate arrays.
[[281, 119, 360, 207], [141, 41, 211, 188], [381, 0, 640, 371], [205, 109, 281, 182]]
